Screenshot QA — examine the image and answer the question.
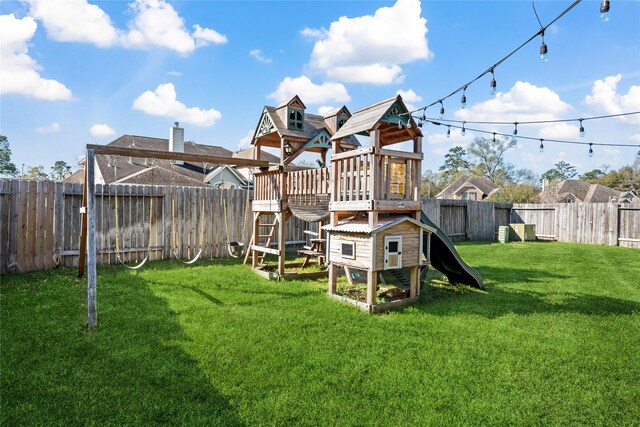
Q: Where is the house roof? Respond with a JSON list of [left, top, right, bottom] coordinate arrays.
[[539, 180, 630, 203], [95, 134, 233, 186], [330, 95, 422, 145], [204, 164, 247, 186], [233, 147, 280, 163], [62, 169, 84, 184], [323, 215, 435, 234], [436, 175, 499, 199]]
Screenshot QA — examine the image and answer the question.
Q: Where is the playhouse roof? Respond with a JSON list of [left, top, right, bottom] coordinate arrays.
[[330, 95, 422, 145], [323, 215, 435, 235]]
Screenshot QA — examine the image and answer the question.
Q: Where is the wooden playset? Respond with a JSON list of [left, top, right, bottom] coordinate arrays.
[[246, 94, 436, 311]]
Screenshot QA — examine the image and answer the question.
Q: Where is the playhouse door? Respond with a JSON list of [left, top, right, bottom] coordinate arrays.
[[384, 236, 402, 270]]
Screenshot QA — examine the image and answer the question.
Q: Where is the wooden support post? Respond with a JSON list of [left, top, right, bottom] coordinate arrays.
[[86, 149, 97, 329], [328, 263, 337, 294], [77, 167, 88, 277], [367, 270, 378, 305], [368, 211, 378, 229], [277, 212, 286, 276], [409, 266, 419, 298], [251, 212, 260, 267]]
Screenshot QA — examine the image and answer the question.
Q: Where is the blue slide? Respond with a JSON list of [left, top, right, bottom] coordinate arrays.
[[421, 211, 484, 289]]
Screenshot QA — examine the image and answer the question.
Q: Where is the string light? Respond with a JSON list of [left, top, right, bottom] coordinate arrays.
[[407, 119, 412, 129], [588, 143, 594, 157], [423, 119, 640, 149], [461, 86, 467, 109], [540, 31, 549, 62], [579, 119, 585, 137], [398, 121, 403, 129], [492, 132, 497, 143], [539, 139, 544, 152], [600, 0, 610, 22], [513, 122, 518, 135], [490, 68, 497, 96], [447, 126, 451, 138], [439, 100, 445, 119], [461, 122, 466, 136]]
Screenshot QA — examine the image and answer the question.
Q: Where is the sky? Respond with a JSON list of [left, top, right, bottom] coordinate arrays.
[[1, 0, 639, 178]]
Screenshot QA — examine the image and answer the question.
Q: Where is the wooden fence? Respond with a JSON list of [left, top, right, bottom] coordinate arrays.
[[0, 180, 313, 275], [511, 203, 640, 248]]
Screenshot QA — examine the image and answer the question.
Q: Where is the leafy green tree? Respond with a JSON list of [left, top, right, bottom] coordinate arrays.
[[439, 146, 471, 181], [421, 169, 444, 199], [542, 161, 577, 182], [511, 168, 539, 187], [580, 169, 605, 182], [24, 165, 48, 181], [466, 136, 517, 184], [50, 160, 72, 181], [0, 135, 19, 177], [486, 183, 539, 203]]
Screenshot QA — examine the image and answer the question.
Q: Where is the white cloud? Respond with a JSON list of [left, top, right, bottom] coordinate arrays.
[[268, 76, 350, 105], [305, 0, 432, 84], [630, 133, 640, 143], [25, 0, 226, 54], [238, 129, 254, 149], [537, 123, 579, 140], [89, 123, 115, 137], [426, 127, 474, 156], [584, 74, 640, 124], [0, 14, 73, 101], [167, 70, 182, 76], [396, 88, 422, 111], [192, 24, 227, 47], [601, 147, 622, 164], [317, 106, 336, 115], [35, 122, 61, 134], [133, 83, 222, 127], [456, 81, 571, 123], [25, 0, 118, 47], [249, 49, 272, 63]]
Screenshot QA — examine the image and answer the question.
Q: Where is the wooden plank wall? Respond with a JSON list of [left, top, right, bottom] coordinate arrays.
[[0, 179, 311, 274], [512, 203, 640, 248]]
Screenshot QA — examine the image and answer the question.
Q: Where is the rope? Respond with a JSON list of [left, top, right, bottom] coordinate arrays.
[[171, 183, 205, 265], [223, 191, 245, 258], [114, 186, 149, 270]]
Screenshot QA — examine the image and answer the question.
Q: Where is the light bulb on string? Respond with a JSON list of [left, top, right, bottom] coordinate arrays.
[[492, 132, 497, 143], [446, 126, 451, 138], [588, 143, 594, 157], [461, 122, 466, 136], [490, 68, 497, 96], [461, 86, 467, 109], [406, 117, 412, 129], [513, 122, 518, 135], [439, 100, 445, 119], [600, 0, 610, 22], [579, 119, 585, 137], [539, 139, 544, 152], [398, 120, 403, 130], [540, 31, 549, 63]]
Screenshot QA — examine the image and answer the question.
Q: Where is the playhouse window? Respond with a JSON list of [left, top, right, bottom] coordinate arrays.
[[337, 116, 347, 129], [341, 241, 355, 259], [288, 108, 304, 130]]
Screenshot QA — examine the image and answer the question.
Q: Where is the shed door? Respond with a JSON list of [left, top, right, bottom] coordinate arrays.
[[384, 236, 402, 270]]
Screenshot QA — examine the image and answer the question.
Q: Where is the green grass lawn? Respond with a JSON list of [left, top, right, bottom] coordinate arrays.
[[2, 242, 639, 426]]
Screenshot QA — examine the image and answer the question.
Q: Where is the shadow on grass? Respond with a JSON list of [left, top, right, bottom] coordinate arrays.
[[1, 268, 244, 426], [419, 266, 640, 319]]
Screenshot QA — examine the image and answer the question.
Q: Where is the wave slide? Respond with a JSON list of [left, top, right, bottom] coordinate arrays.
[[421, 211, 484, 289]]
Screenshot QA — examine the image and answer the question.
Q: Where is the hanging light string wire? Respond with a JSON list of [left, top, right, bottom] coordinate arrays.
[[425, 119, 640, 148], [421, 111, 640, 126], [401, 0, 583, 118]]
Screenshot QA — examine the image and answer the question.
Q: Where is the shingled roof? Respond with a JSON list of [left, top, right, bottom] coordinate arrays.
[[538, 180, 633, 203], [435, 175, 500, 199]]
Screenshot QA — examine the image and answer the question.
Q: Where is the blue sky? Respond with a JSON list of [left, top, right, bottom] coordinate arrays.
[[1, 0, 639, 177]]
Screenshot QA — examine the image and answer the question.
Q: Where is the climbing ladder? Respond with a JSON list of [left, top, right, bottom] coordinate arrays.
[[257, 219, 278, 264]]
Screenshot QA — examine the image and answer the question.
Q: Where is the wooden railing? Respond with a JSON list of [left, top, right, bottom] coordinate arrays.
[[254, 170, 282, 201], [331, 147, 421, 203], [287, 167, 331, 196]]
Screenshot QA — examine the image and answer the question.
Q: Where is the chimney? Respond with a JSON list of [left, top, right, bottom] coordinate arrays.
[[169, 122, 184, 165]]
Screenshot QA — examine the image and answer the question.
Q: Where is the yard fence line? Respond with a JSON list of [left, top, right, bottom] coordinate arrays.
[[0, 179, 314, 275], [1, 180, 638, 275]]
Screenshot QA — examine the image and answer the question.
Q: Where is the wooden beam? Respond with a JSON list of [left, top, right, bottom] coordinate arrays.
[[85, 144, 270, 168], [86, 149, 97, 329]]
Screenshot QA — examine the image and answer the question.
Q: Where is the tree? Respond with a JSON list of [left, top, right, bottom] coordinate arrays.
[[542, 161, 577, 182], [421, 169, 444, 199], [24, 165, 48, 181], [486, 183, 539, 203], [0, 135, 19, 177], [466, 136, 517, 184], [439, 146, 471, 181], [511, 168, 539, 187], [50, 160, 72, 181], [580, 169, 605, 182]]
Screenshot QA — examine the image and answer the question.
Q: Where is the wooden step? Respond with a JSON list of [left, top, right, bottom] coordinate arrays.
[[310, 238, 326, 243], [297, 250, 324, 257], [259, 223, 277, 227], [303, 245, 313, 250], [303, 230, 319, 237]]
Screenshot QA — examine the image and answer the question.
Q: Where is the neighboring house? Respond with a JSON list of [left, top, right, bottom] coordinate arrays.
[[538, 179, 639, 203], [435, 175, 500, 200], [66, 123, 278, 188]]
